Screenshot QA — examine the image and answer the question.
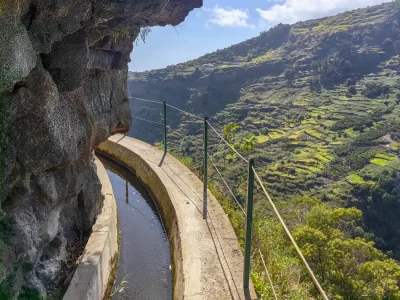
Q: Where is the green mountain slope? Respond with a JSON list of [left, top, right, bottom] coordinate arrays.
[[128, 2, 400, 298]]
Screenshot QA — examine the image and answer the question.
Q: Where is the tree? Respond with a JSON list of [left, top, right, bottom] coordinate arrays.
[[309, 76, 322, 93], [191, 67, 201, 79], [223, 123, 239, 143], [348, 85, 357, 95], [240, 135, 256, 152], [284, 68, 296, 85], [362, 82, 390, 98], [311, 60, 320, 72], [246, 53, 253, 62], [293, 204, 400, 299]]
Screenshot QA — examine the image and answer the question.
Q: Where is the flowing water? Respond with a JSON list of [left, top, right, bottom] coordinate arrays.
[[98, 156, 172, 300]]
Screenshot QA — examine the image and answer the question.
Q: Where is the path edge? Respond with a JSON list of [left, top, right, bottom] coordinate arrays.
[[63, 157, 119, 300]]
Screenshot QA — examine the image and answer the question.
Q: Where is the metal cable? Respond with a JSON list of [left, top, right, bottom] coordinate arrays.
[[206, 121, 249, 163], [166, 125, 203, 148], [131, 115, 162, 125], [252, 167, 328, 300], [253, 235, 278, 300], [210, 138, 223, 154], [166, 103, 204, 121], [207, 154, 246, 215], [208, 150, 277, 297], [129, 96, 163, 104]]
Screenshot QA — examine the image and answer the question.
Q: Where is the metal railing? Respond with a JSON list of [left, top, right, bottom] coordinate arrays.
[[128, 96, 328, 299]]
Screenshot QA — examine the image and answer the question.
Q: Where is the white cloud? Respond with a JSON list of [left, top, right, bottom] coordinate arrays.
[[256, 0, 394, 25], [207, 6, 254, 28]]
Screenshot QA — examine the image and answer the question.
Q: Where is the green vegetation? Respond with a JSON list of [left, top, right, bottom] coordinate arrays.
[[347, 174, 366, 185], [128, 1, 400, 298]]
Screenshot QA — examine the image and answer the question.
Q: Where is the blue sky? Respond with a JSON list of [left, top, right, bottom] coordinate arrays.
[[128, 0, 392, 72]]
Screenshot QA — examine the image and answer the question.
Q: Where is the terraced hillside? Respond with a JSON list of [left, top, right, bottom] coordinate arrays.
[[128, 1, 400, 270]]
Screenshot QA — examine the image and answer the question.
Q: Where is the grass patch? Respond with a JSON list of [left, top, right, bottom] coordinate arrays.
[[268, 130, 285, 139], [251, 49, 281, 64], [346, 174, 366, 185], [389, 143, 400, 151], [306, 129, 323, 139], [370, 158, 388, 166], [256, 135, 270, 143], [375, 153, 397, 161]]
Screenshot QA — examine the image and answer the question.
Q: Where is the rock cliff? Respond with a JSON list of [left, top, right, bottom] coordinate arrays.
[[0, 0, 201, 298]]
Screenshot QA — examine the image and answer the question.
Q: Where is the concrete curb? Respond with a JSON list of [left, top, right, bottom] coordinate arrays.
[[63, 158, 118, 300], [97, 135, 257, 300]]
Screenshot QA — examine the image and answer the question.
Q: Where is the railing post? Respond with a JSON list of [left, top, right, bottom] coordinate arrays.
[[244, 158, 255, 290], [203, 117, 208, 220], [163, 101, 167, 154]]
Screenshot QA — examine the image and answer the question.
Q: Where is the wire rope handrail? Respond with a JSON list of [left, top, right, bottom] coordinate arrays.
[[131, 115, 162, 125], [255, 240, 278, 300], [206, 120, 249, 163], [208, 151, 278, 298], [207, 153, 246, 215], [166, 103, 204, 121], [252, 167, 328, 300], [166, 125, 203, 148], [129, 97, 327, 299], [129, 96, 163, 104]]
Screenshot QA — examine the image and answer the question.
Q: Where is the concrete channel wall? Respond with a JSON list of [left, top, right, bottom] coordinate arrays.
[[63, 158, 118, 300], [97, 135, 257, 300]]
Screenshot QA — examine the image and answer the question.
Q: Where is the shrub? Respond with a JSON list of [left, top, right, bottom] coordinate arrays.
[[348, 85, 357, 95], [311, 60, 320, 71], [362, 82, 390, 99], [309, 76, 322, 93], [284, 68, 296, 81]]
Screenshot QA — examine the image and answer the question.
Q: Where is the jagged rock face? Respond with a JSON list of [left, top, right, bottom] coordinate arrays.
[[0, 0, 202, 298]]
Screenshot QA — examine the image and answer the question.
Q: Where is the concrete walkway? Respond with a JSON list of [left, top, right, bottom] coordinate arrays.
[[64, 158, 118, 300], [97, 135, 257, 300]]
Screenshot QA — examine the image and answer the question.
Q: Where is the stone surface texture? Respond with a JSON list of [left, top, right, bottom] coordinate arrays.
[[97, 136, 257, 300], [0, 0, 201, 298]]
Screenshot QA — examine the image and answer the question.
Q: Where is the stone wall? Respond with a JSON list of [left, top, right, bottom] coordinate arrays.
[[0, 0, 201, 298]]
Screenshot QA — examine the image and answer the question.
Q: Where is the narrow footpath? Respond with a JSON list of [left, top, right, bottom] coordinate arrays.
[[98, 134, 257, 300]]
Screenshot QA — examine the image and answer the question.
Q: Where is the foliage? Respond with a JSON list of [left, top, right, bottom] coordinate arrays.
[[361, 81, 390, 98], [223, 123, 239, 143], [351, 172, 400, 259], [293, 203, 400, 299], [347, 85, 357, 95], [111, 274, 130, 297], [309, 76, 321, 93], [128, 1, 400, 298], [222, 123, 256, 159], [284, 68, 296, 81]]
